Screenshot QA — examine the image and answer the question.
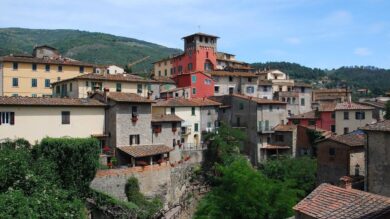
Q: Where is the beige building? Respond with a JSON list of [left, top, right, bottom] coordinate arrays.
[[52, 73, 162, 99], [0, 96, 105, 144], [0, 45, 94, 97], [334, 102, 375, 135], [153, 57, 173, 78]]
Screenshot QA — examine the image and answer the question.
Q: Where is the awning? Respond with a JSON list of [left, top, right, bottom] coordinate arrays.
[[118, 145, 173, 158]]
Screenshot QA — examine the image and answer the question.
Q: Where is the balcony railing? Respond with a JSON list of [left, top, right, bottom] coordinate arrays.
[[181, 127, 192, 136], [180, 143, 206, 151], [257, 122, 274, 133]]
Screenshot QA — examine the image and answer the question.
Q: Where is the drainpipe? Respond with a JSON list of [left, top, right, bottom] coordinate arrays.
[[365, 132, 369, 192]]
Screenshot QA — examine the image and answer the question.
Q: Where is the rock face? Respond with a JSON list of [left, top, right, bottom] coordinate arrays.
[[90, 162, 197, 206]]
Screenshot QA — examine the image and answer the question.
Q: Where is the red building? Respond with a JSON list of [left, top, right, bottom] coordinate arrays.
[[170, 33, 218, 98], [288, 103, 336, 132]]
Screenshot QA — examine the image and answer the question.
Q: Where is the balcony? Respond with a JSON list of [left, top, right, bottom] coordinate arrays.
[[257, 122, 274, 134], [180, 143, 205, 151], [181, 126, 192, 136]]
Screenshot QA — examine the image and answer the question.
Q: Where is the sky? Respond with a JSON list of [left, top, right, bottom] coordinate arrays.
[[1, 0, 390, 69]]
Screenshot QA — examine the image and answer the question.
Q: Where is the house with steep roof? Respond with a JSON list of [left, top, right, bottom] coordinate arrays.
[[360, 120, 390, 197], [293, 183, 390, 219], [0, 96, 105, 144], [0, 45, 94, 97], [335, 102, 375, 135], [315, 132, 365, 188]]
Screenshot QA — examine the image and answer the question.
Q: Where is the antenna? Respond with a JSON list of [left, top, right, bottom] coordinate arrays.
[[197, 25, 201, 32]]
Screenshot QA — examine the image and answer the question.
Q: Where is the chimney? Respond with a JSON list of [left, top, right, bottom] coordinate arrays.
[[103, 87, 109, 103], [339, 176, 352, 190]]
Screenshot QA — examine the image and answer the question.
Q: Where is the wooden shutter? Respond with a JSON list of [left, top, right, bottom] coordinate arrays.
[[10, 112, 15, 125]]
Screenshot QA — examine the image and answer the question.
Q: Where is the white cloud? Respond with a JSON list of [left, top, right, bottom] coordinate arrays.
[[285, 37, 301, 45], [354, 48, 372, 56]]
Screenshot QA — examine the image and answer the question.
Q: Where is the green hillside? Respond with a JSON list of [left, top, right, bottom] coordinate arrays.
[[0, 28, 181, 73]]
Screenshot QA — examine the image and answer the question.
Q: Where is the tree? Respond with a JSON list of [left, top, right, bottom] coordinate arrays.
[[124, 65, 132, 74], [385, 100, 390, 120], [125, 177, 143, 203]]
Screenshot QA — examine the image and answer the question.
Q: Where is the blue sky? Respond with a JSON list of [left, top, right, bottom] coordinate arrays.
[[1, 0, 390, 69]]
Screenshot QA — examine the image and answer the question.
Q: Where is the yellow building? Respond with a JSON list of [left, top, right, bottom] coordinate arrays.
[[153, 57, 173, 78], [0, 45, 94, 97]]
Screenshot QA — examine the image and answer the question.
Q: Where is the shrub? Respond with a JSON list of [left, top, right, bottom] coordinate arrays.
[[125, 176, 143, 203]]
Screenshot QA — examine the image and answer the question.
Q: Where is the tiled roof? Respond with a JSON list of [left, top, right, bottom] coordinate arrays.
[[209, 71, 257, 77], [152, 77, 176, 84], [232, 94, 286, 105], [294, 82, 312, 88], [313, 88, 351, 93], [107, 92, 155, 103], [359, 100, 386, 109], [52, 73, 157, 84], [152, 114, 183, 122], [335, 102, 374, 111], [325, 133, 365, 147], [293, 183, 390, 219], [153, 98, 221, 107], [273, 124, 297, 132], [289, 111, 318, 119], [0, 96, 105, 107], [0, 55, 94, 67], [182, 32, 219, 39], [117, 145, 173, 158], [318, 103, 337, 112], [160, 87, 189, 93], [360, 120, 390, 132]]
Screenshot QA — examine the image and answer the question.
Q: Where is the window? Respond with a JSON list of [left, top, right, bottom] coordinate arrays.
[[292, 120, 300, 125], [194, 123, 199, 132], [12, 94, 18, 97], [0, 112, 15, 125], [56, 86, 60, 94], [248, 77, 252, 82], [356, 112, 365, 120], [329, 148, 335, 156], [158, 70, 161, 76], [239, 102, 244, 110], [331, 125, 336, 133], [45, 64, 50, 72], [214, 86, 220, 93], [164, 69, 167, 76], [116, 83, 122, 92], [171, 107, 175, 114], [269, 105, 273, 112], [86, 81, 89, 87], [32, 63, 37, 71], [192, 75, 197, 83], [32, 78, 37, 87], [12, 62, 18, 70], [79, 66, 84, 73], [204, 79, 211, 85], [246, 86, 254, 94], [331, 112, 335, 119], [12, 78, 18, 87], [45, 79, 50, 88], [31, 94, 37, 97], [263, 86, 268, 92], [188, 63, 193, 71], [275, 134, 284, 142], [207, 122, 211, 128], [344, 112, 349, 120], [207, 109, 211, 115], [129, 135, 140, 145], [301, 98, 305, 106], [344, 127, 349, 134], [69, 83, 73, 92], [137, 84, 142, 94], [61, 111, 70, 124], [178, 66, 183, 73], [191, 107, 195, 116], [229, 76, 233, 82], [308, 120, 316, 126], [132, 106, 138, 115], [58, 65, 63, 72], [301, 87, 305, 93], [192, 88, 196, 95]]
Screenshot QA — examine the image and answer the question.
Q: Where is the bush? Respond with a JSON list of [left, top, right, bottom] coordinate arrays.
[[125, 177, 143, 203], [33, 137, 100, 196]]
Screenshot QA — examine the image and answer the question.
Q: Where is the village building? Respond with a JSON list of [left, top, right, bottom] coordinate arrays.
[[0, 96, 105, 144], [51, 73, 173, 99], [334, 102, 374, 135], [312, 88, 351, 106], [215, 52, 253, 72], [295, 125, 332, 156], [359, 100, 386, 122], [360, 120, 390, 197], [152, 56, 175, 78], [152, 98, 221, 149], [0, 45, 94, 97], [293, 183, 390, 219], [315, 132, 365, 188], [95, 65, 125, 74], [210, 71, 258, 96]]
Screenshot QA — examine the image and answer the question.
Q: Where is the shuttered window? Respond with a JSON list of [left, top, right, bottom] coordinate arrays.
[[0, 112, 15, 125], [61, 111, 70, 124]]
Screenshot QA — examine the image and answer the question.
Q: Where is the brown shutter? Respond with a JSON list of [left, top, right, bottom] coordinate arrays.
[[10, 112, 15, 125]]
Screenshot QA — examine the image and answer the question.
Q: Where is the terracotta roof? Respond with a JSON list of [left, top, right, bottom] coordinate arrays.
[[313, 88, 351, 93], [152, 77, 175, 84], [359, 101, 386, 109], [257, 80, 273, 86], [293, 183, 390, 219], [322, 133, 365, 147], [335, 102, 374, 111], [209, 71, 257, 77], [151, 114, 183, 122], [261, 144, 290, 149], [52, 73, 157, 85], [360, 120, 390, 132], [160, 87, 189, 93], [153, 98, 221, 107], [289, 111, 318, 119], [0, 55, 94, 67], [318, 103, 337, 112], [0, 96, 105, 107], [294, 82, 312, 88], [273, 124, 297, 132], [117, 145, 173, 158], [232, 94, 286, 105], [107, 92, 155, 103]]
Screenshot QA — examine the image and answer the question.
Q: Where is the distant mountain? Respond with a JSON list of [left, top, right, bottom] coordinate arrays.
[[0, 28, 181, 73], [251, 61, 326, 82]]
